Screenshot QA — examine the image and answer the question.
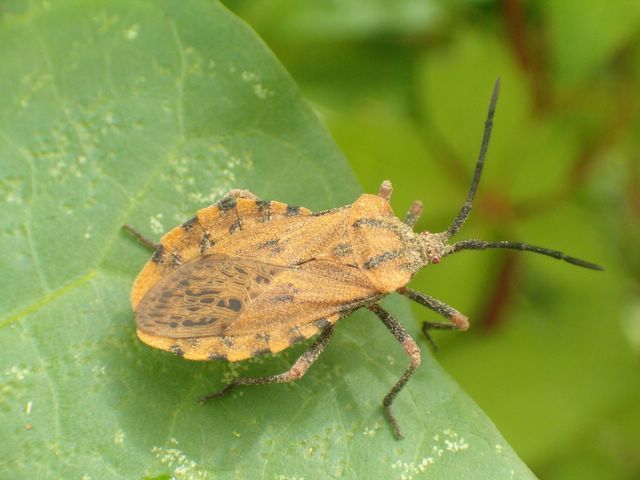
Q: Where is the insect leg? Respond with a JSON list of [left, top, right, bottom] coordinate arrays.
[[198, 325, 335, 403], [404, 201, 423, 227], [368, 303, 421, 440], [222, 188, 261, 201], [377, 180, 393, 201], [122, 224, 159, 250], [397, 287, 469, 350]]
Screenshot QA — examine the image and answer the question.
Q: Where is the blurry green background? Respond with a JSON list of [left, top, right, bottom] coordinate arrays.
[[224, 0, 640, 478]]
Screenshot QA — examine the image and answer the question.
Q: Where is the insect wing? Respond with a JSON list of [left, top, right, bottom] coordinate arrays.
[[135, 254, 379, 340], [135, 254, 286, 338], [225, 258, 379, 337]]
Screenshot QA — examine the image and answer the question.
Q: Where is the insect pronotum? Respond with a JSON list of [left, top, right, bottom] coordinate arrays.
[[125, 79, 602, 439]]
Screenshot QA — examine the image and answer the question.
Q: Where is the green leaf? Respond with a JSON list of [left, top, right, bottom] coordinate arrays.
[[224, 0, 444, 41], [0, 1, 534, 478], [546, 0, 640, 86]]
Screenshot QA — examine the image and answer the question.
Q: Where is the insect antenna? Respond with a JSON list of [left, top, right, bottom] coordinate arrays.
[[444, 78, 501, 240], [449, 239, 604, 270], [438, 78, 603, 272]]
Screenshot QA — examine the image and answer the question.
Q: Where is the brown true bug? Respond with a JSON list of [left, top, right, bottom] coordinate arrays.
[[125, 80, 602, 439]]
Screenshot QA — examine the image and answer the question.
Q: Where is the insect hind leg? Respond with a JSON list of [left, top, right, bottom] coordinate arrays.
[[122, 224, 160, 251], [368, 303, 421, 440], [199, 325, 335, 403]]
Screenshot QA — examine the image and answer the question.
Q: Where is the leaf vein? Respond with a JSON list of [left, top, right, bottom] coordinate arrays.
[[20, 319, 62, 442], [0, 270, 97, 329]]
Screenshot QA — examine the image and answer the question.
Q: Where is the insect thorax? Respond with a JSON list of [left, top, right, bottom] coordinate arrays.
[[349, 194, 427, 293]]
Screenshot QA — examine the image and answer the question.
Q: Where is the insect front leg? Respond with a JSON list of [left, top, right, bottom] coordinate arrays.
[[404, 201, 423, 227], [122, 224, 160, 251], [368, 303, 421, 440], [377, 180, 393, 201], [397, 287, 469, 350], [199, 325, 335, 403]]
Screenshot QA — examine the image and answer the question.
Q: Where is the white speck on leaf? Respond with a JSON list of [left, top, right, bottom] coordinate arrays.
[[445, 438, 469, 452], [2, 178, 24, 205], [363, 422, 381, 437], [124, 24, 139, 41], [150, 214, 164, 235], [441, 428, 469, 452], [49, 161, 66, 178], [253, 83, 269, 99], [241, 71, 257, 82], [151, 443, 211, 480], [391, 457, 435, 480], [6, 365, 30, 382], [391, 428, 469, 478], [114, 429, 125, 445]]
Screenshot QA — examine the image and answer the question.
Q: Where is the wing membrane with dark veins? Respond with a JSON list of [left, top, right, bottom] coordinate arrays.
[[135, 254, 286, 338]]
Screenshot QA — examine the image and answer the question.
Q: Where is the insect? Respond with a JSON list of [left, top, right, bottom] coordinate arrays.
[[125, 80, 602, 439]]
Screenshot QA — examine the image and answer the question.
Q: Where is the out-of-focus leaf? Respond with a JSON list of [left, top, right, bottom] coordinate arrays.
[[317, 20, 637, 475], [546, 0, 640, 85], [224, 0, 444, 41]]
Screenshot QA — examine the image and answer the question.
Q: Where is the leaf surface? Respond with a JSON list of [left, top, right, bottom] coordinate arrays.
[[0, 1, 534, 478]]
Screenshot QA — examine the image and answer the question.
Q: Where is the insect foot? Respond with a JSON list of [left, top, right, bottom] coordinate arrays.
[[127, 79, 602, 439], [198, 383, 235, 404]]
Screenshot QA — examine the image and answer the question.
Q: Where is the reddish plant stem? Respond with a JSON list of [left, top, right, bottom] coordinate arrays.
[[478, 252, 520, 332]]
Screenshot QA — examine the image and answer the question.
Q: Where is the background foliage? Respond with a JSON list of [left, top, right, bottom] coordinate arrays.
[[1, 0, 638, 479], [223, 0, 640, 478]]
